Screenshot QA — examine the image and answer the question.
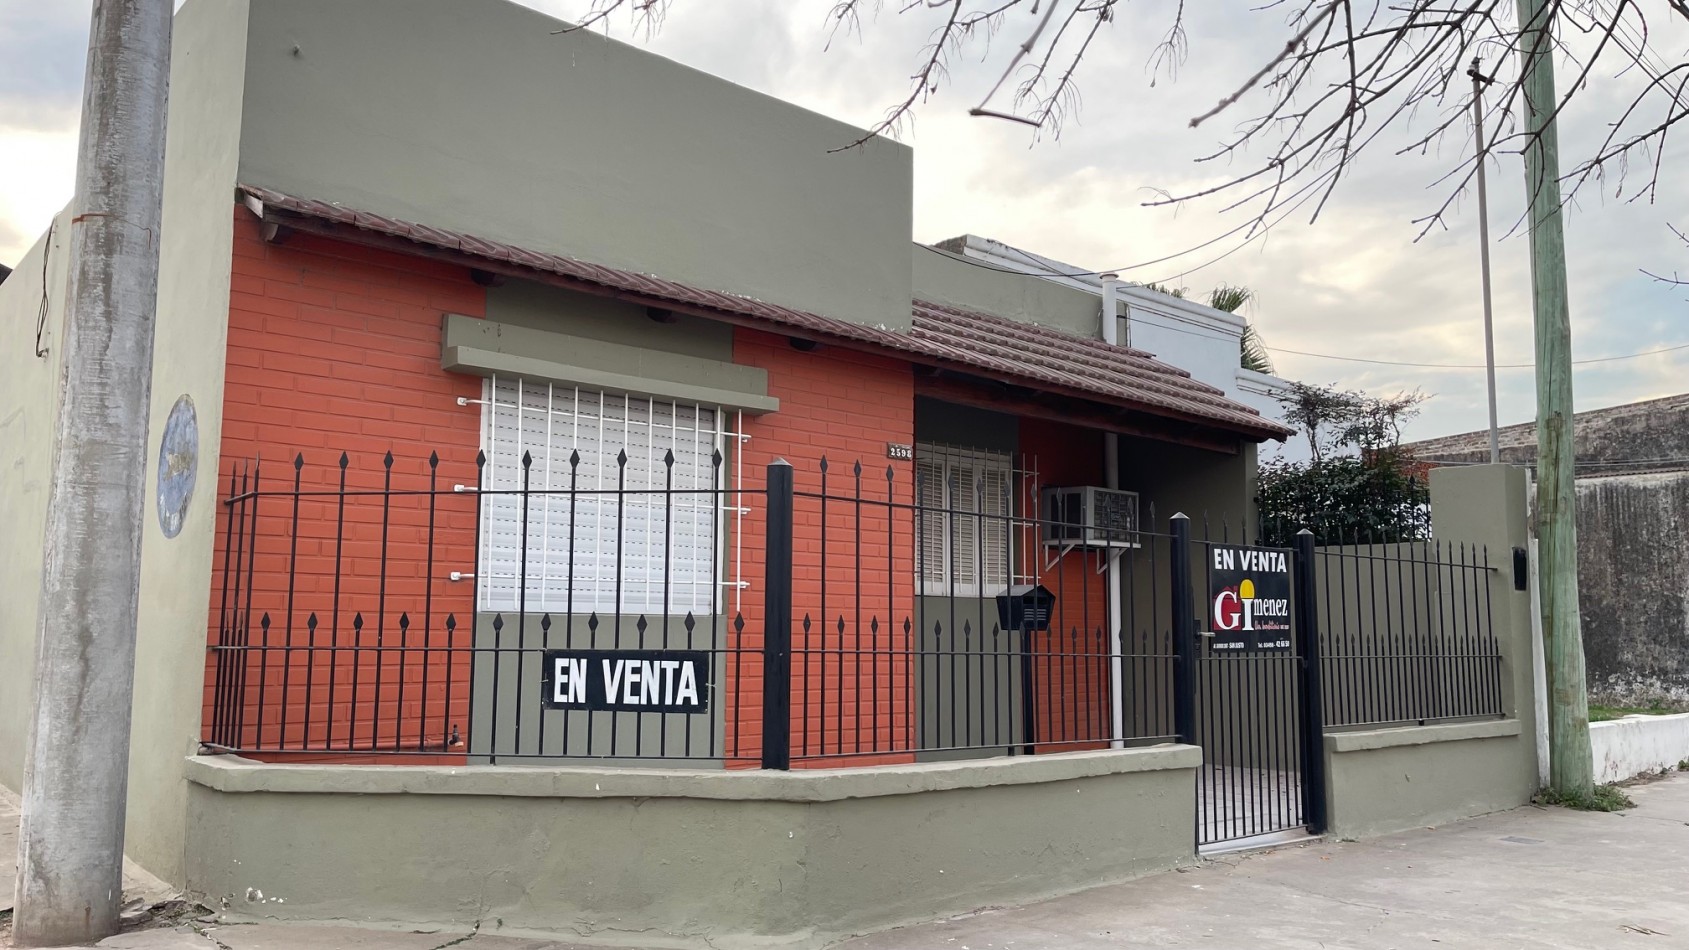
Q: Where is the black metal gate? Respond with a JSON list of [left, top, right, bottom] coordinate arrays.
[[1176, 519, 1327, 849]]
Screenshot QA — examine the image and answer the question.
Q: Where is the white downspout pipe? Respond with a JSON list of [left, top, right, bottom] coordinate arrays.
[[1101, 275, 1126, 749]]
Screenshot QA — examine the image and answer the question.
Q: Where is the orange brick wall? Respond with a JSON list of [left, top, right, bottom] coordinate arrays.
[[734, 328, 918, 767], [205, 210, 1118, 768], [1021, 419, 1113, 752], [207, 209, 486, 761]]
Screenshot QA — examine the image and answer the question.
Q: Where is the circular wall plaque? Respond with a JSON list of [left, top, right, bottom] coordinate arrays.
[[157, 395, 198, 539]]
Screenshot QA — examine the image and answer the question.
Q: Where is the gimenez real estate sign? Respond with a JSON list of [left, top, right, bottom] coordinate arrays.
[[1206, 544, 1294, 653], [542, 649, 711, 713]]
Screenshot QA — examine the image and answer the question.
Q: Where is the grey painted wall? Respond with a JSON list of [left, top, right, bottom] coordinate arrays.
[[239, 0, 913, 331], [468, 611, 727, 765], [914, 597, 1028, 759], [125, 0, 253, 883], [913, 398, 1018, 454], [488, 280, 734, 361], [912, 244, 1102, 338], [1119, 437, 1255, 531]]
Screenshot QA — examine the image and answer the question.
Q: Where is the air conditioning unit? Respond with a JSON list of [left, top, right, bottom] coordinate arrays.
[[1042, 486, 1140, 549]]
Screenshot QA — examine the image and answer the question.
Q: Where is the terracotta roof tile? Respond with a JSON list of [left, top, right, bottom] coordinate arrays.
[[239, 184, 1291, 441]]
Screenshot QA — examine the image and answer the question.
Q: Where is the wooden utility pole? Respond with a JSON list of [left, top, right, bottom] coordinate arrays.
[[13, 0, 173, 944], [1513, 0, 1592, 795]]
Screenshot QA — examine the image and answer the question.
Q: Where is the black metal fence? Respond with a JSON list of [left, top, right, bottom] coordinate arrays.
[[207, 448, 765, 762], [206, 450, 1183, 764], [1312, 535, 1505, 727], [206, 451, 1507, 773], [780, 455, 1182, 764]]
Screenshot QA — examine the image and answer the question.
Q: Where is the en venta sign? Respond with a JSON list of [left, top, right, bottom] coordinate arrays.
[[541, 649, 711, 713], [1206, 544, 1294, 653]]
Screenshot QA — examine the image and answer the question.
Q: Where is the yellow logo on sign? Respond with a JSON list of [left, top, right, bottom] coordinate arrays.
[[1239, 578, 1256, 599]]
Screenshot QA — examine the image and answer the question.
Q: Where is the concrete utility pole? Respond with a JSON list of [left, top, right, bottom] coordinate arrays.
[[1512, 0, 1593, 796], [13, 1, 172, 945]]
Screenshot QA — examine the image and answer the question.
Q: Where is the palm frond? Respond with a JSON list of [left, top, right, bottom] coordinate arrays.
[[1240, 323, 1274, 374]]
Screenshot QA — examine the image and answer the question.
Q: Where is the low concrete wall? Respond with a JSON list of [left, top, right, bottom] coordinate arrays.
[[1591, 713, 1689, 783], [184, 746, 1198, 948], [1323, 720, 1535, 838]]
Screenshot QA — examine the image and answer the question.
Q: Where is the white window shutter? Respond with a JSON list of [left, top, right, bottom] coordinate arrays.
[[478, 378, 720, 615], [915, 444, 1016, 597]]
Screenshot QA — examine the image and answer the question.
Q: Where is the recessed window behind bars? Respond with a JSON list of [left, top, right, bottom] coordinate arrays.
[[478, 377, 724, 615], [915, 444, 1015, 597]]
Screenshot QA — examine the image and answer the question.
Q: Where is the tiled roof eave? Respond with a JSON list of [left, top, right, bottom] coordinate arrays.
[[237, 184, 1294, 442]]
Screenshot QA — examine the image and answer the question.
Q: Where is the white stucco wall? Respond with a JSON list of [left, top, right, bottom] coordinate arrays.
[[1590, 714, 1689, 784], [1235, 369, 1308, 464], [0, 214, 71, 795], [943, 235, 1299, 455]]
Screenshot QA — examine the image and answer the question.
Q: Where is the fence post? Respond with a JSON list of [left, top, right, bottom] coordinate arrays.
[[762, 460, 794, 770], [1294, 528, 1329, 834], [1169, 513, 1197, 746]]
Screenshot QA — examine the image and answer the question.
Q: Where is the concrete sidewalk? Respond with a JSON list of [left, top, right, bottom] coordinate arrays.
[[7, 775, 1689, 949], [840, 772, 1689, 950]]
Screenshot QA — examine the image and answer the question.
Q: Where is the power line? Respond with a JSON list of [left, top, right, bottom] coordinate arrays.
[[919, 243, 1689, 371], [1267, 340, 1689, 369]]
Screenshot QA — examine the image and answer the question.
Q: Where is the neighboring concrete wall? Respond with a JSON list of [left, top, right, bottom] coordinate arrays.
[[1323, 720, 1527, 838], [183, 746, 1198, 948], [911, 245, 1101, 338], [239, 0, 913, 332], [1402, 392, 1689, 471], [1404, 398, 1689, 706], [1576, 472, 1689, 705], [1590, 713, 1689, 783], [124, 0, 254, 882], [0, 213, 70, 793], [1116, 286, 1245, 396], [1321, 465, 1540, 838]]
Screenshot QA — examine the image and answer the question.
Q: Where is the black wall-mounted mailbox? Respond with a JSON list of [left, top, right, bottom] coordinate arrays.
[[996, 584, 1056, 633]]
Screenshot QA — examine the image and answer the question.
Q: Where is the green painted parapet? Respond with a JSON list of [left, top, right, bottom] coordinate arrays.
[[184, 745, 1198, 948], [1322, 464, 1540, 838]]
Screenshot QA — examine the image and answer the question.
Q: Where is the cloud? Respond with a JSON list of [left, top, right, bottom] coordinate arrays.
[[0, 0, 86, 130]]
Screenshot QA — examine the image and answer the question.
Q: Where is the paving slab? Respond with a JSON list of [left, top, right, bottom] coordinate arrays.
[[95, 930, 219, 950], [834, 772, 1689, 950], [197, 925, 602, 950], [206, 924, 470, 950]]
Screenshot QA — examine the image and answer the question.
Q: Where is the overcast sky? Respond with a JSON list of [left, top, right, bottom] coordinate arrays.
[[2, 0, 1685, 441]]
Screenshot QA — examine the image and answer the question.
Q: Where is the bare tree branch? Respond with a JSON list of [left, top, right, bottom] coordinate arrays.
[[1642, 222, 1689, 285], [552, 0, 1688, 278]]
